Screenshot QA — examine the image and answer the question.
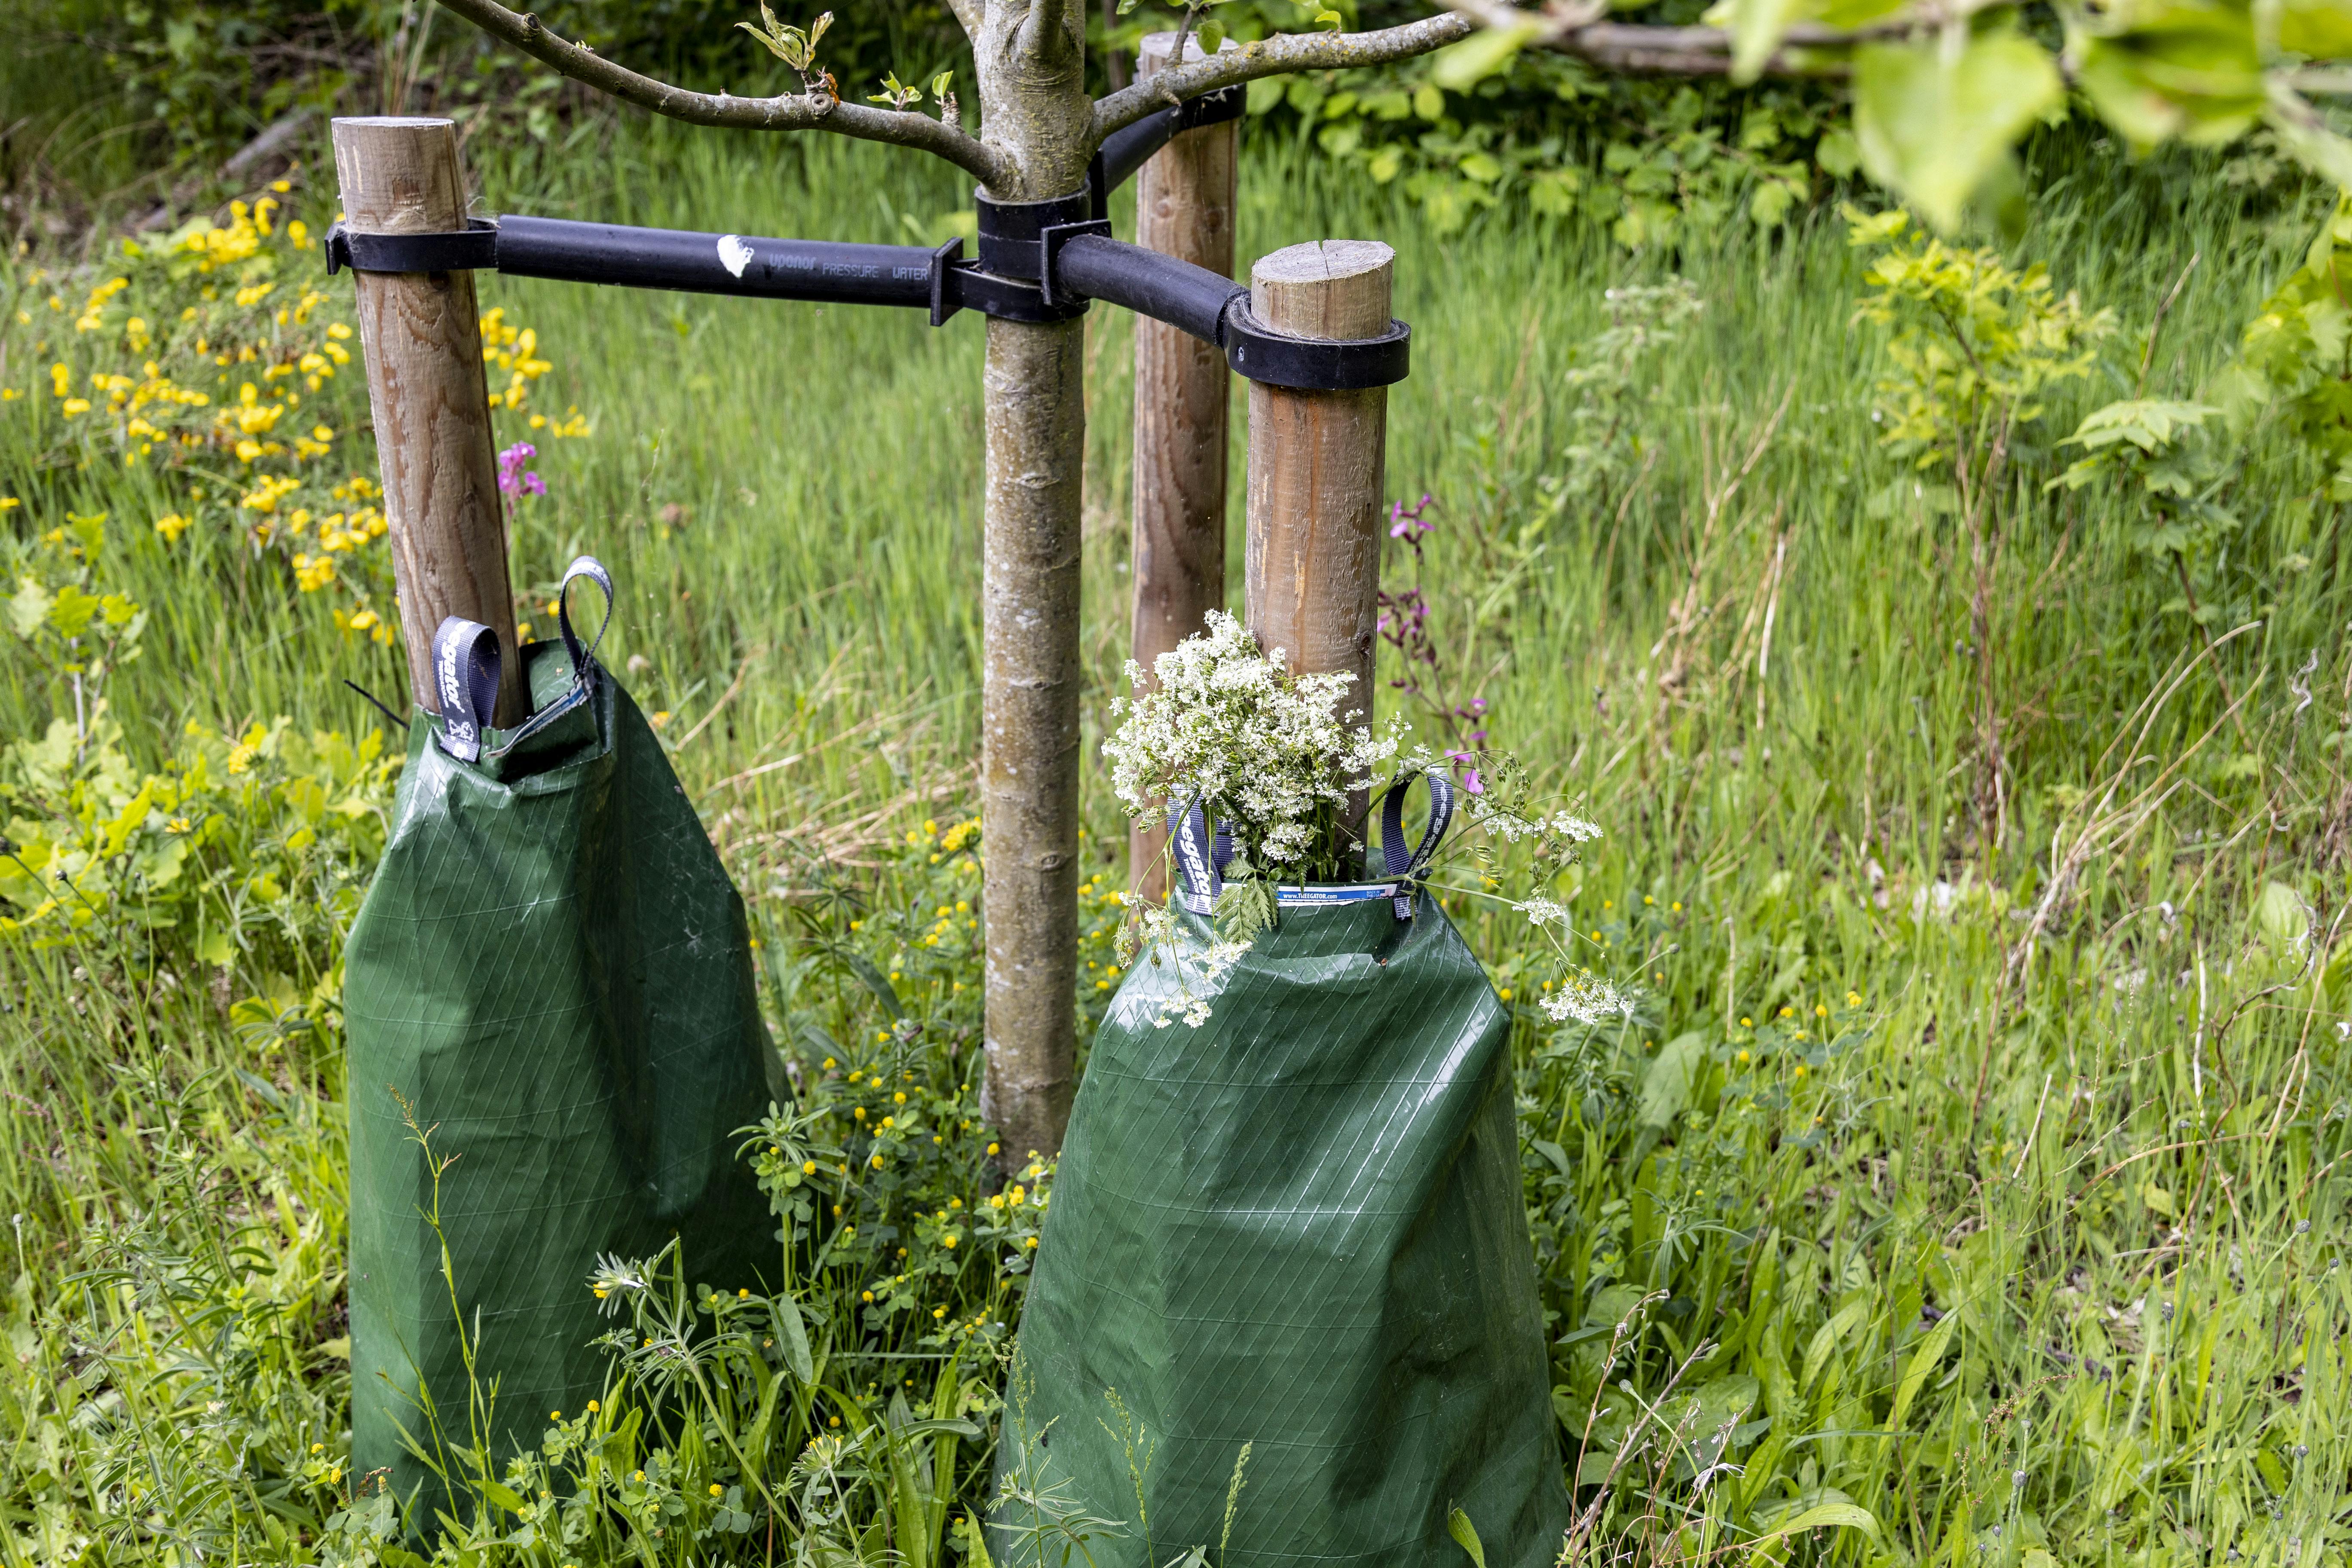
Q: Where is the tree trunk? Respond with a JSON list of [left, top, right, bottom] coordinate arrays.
[[977, 315, 1086, 1163], [972, 2, 1091, 1160]]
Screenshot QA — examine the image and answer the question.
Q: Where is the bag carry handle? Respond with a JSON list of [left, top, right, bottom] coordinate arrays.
[[1376, 769, 1455, 918], [430, 556, 614, 764], [557, 554, 615, 676]]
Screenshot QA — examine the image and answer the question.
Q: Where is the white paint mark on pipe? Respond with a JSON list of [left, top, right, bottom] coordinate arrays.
[[717, 234, 754, 278]]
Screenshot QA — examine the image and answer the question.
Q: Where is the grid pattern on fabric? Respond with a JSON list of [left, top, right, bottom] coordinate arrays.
[[343, 645, 773, 1516], [1002, 895, 1569, 1568]]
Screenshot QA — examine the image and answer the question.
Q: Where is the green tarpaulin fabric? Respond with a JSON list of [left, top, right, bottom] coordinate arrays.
[[1002, 864, 1570, 1568], [343, 593, 773, 1516]]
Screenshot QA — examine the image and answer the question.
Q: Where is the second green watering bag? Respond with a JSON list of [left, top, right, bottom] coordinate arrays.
[[343, 560, 775, 1516], [1001, 779, 1570, 1568]]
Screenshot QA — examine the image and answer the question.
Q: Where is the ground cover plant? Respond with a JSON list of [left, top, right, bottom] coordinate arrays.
[[0, 98, 2349, 1568]]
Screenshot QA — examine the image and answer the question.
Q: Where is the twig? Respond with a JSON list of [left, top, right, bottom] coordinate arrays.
[[429, 0, 1012, 187]]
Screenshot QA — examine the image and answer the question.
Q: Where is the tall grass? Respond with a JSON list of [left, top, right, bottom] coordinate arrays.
[[1, 111, 2347, 1565]]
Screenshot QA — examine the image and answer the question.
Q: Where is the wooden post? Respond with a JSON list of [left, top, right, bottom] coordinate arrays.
[[1243, 239, 1393, 842], [1127, 32, 1238, 900], [332, 115, 526, 724]]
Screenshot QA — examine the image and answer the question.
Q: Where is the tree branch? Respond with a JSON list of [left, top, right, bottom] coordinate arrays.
[[1089, 12, 1476, 143], [430, 0, 1014, 188], [944, 0, 984, 45], [1548, 21, 1853, 76]]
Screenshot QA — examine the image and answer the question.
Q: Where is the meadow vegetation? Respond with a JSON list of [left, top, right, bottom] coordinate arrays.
[[0, 104, 2348, 1566]]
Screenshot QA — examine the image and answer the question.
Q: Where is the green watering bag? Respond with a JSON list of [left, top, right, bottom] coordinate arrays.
[[343, 559, 773, 1513], [1002, 780, 1570, 1568]]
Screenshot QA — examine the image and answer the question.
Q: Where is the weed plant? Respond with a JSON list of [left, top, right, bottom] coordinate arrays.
[[0, 116, 2347, 1565]]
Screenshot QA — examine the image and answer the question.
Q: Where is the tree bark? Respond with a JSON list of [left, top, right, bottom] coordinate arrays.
[[1127, 32, 1237, 903], [967, 0, 1096, 1161], [332, 116, 527, 725], [978, 315, 1086, 1163], [1243, 239, 1393, 841]]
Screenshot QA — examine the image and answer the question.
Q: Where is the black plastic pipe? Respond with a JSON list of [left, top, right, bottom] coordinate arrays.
[[1052, 232, 1243, 345], [493, 214, 935, 309], [1094, 107, 1182, 201]]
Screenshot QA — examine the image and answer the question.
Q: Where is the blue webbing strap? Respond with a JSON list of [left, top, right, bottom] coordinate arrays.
[[1167, 787, 1444, 918], [1377, 770, 1455, 918], [431, 617, 502, 763], [1167, 799, 1234, 915], [430, 556, 614, 764]]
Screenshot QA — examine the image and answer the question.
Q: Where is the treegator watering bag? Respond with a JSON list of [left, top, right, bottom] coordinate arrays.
[[1001, 776, 1570, 1568], [342, 558, 774, 1514]]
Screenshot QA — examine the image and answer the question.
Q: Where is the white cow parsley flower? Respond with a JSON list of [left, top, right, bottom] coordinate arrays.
[[1540, 972, 1635, 1026]]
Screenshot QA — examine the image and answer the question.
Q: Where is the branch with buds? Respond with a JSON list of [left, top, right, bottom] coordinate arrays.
[[427, 0, 1012, 188]]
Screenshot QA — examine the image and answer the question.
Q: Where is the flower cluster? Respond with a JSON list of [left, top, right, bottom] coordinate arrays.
[[1104, 609, 1399, 872], [8, 186, 588, 646]]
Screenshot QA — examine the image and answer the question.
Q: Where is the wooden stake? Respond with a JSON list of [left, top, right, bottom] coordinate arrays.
[[332, 116, 526, 724], [1243, 239, 1393, 839], [1127, 32, 1237, 901]]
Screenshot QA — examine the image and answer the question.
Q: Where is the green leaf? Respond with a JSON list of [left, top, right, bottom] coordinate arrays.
[[2061, 398, 2220, 456], [771, 1289, 816, 1384], [1890, 1303, 1961, 1429], [2256, 880, 2308, 944], [1816, 126, 1861, 178], [844, 951, 904, 1019], [1801, 1298, 1868, 1389], [1722, 0, 1806, 83], [2075, 2, 2262, 151], [1853, 33, 2062, 233], [1430, 21, 1538, 90], [47, 584, 102, 641], [9, 578, 53, 641], [1637, 1031, 1706, 1130], [1412, 83, 1446, 122], [1746, 1502, 1881, 1546], [1446, 1508, 1487, 1568], [1195, 19, 1225, 54], [2280, 0, 2352, 56], [2264, 92, 2352, 191]]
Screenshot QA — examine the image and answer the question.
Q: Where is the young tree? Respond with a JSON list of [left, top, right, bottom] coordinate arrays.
[[428, 0, 2352, 1158]]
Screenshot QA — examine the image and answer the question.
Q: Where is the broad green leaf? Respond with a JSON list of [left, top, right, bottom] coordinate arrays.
[[1431, 21, 1538, 91], [1746, 1502, 1881, 1545], [9, 578, 53, 640], [771, 1289, 816, 1384], [1853, 34, 2062, 233], [1816, 126, 1862, 178], [47, 584, 102, 641], [961, 1515, 996, 1568], [2264, 90, 2352, 191], [2061, 398, 2220, 457], [1195, 20, 1225, 55], [2075, 2, 2261, 150], [1413, 83, 1446, 122], [844, 951, 903, 1019], [1723, 0, 1807, 83], [1891, 1303, 1961, 1428], [1801, 1297, 1869, 1389], [2256, 880, 2307, 944], [1638, 1031, 1707, 1129], [2280, 0, 2352, 57], [1446, 1507, 1487, 1568]]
